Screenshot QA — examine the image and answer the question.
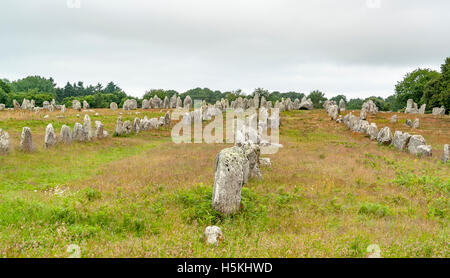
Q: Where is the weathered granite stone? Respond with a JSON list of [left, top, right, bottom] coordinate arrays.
[[391, 131, 411, 151], [408, 135, 426, 155], [212, 146, 249, 215], [20, 127, 34, 152], [110, 102, 118, 111], [416, 145, 432, 157], [60, 125, 72, 144], [377, 127, 392, 145], [44, 124, 58, 148], [203, 226, 224, 245], [0, 129, 10, 155], [412, 118, 420, 129], [442, 144, 449, 163], [390, 115, 398, 123]]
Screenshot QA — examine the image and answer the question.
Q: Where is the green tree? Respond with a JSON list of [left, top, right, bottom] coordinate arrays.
[[347, 98, 364, 110], [331, 94, 347, 105], [307, 90, 327, 109], [394, 68, 440, 109]]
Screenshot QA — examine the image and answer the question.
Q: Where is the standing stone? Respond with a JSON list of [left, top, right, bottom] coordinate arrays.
[[405, 99, 419, 114], [442, 144, 449, 163], [60, 125, 72, 144], [390, 115, 398, 123], [95, 121, 106, 139], [164, 111, 171, 126], [339, 99, 346, 112], [142, 99, 150, 109], [176, 96, 182, 108], [83, 114, 93, 141], [115, 117, 125, 136], [132, 118, 141, 133], [123, 120, 132, 134], [82, 100, 89, 109], [0, 104, 5, 111], [391, 131, 411, 151], [110, 102, 118, 111], [44, 124, 58, 148], [405, 119, 413, 127], [419, 104, 426, 114], [72, 100, 81, 111], [367, 123, 379, 140], [412, 118, 420, 129], [0, 129, 10, 155], [204, 226, 224, 245], [13, 99, 20, 110], [170, 94, 177, 108], [242, 142, 262, 179], [72, 123, 84, 141], [377, 127, 392, 145], [184, 95, 192, 110], [123, 99, 137, 110], [20, 127, 34, 152], [212, 146, 249, 215], [360, 108, 367, 120], [163, 96, 169, 109], [408, 135, 427, 155], [328, 105, 339, 121], [61, 104, 66, 113], [432, 106, 446, 116], [299, 97, 313, 110]]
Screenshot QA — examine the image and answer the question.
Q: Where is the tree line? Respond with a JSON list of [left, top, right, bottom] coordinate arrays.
[[1, 57, 448, 112]]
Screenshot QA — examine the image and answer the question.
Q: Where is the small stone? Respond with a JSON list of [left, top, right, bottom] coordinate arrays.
[[203, 226, 224, 245], [412, 118, 420, 129], [391, 131, 411, 151], [390, 115, 398, 123]]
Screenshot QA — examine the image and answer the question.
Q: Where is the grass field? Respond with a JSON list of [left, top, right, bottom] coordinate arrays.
[[0, 108, 448, 257]]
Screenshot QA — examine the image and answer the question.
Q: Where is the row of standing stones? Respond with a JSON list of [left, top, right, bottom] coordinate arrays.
[[324, 99, 449, 162], [0, 111, 172, 155], [205, 108, 281, 245]]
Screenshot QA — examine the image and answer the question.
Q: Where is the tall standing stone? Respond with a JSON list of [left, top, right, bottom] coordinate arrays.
[[83, 100, 89, 109], [0, 129, 10, 155], [72, 123, 84, 141], [20, 127, 34, 152], [184, 96, 192, 110], [95, 121, 106, 139], [44, 124, 57, 148], [132, 118, 140, 133], [412, 118, 420, 129], [60, 125, 72, 144], [164, 111, 171, 126], [442, 144, 449, 163], [212, 146, 249, 215], [83, 114, 93, 141]]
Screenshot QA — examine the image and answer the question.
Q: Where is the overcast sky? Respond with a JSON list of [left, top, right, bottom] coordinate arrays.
[[1, 0, 449, 98]]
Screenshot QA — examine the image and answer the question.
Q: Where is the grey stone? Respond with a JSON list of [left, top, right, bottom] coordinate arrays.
[[132, 118, 141, 133], [408, 135, 426, 155], [110, 102, 118, 111], [0, 129, 10, 155], [183, 95, 192, 110], [367, 123, 379, 140], [377, 127, 392, 145], [412, 118, 420, 129], [60, 125, 72, 144], [417, 145, 432, 157], [20, 127, 34, 152], [212, 146, 249, 215], [72, 100, 81, 111], [72, 123, 84, 141], [442, 144, 449, 163], [391, 131, 411, 151], [95, 121, 106, 139], [432, 106, 445, 116], [44, 124, 58, 148], [204, 226, 224, 245]]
